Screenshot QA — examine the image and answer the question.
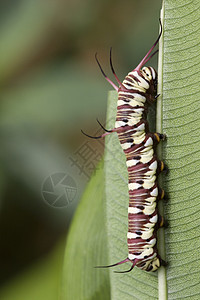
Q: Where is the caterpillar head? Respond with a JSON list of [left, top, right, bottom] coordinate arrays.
[[141, 67, 157, 82], [141, 66, 158, 96]]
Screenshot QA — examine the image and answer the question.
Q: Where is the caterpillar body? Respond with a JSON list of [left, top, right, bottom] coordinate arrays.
[[82, 21, 166, 273]]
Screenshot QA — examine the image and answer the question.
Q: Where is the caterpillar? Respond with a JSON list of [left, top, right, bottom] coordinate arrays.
[[82, 20, 166, 273]]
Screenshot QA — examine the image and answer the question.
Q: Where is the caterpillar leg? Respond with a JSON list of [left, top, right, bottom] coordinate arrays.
[[163, 191, 169, 202], [158, 187, 165, 200], [162, 163, 169, 174], [163, 219, 169, 228], [158, 215, 168, 228], [158, 214, 164, 228], [158, 187, 169, 203], [153, 132, 166, 143], [158, 160, 165, 173], [157, 160, 168, 174], [160, 258, 168, 267]]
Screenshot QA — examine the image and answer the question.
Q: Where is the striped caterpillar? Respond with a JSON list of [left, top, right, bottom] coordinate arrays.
[[82, 21, 166, 272]]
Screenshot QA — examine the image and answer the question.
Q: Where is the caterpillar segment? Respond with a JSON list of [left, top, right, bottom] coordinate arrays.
[[115, 63, 165, 272], [82, 20, 166, 273]]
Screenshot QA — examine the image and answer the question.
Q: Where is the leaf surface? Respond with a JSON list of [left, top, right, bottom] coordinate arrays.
[[104, 1, 200, 299], [162, 1, 200, 299], [61, 162, 110, 300]]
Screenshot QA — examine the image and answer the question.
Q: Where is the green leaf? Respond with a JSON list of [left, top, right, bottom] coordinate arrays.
[[104, 1, 200, 299], [0, 0, 58, 83], [0, 64, 108, 131], [61, 162, 110, 300], [0, 127, 84, 224], [161, 1, 200, 299], [0, 238, 65, 300]]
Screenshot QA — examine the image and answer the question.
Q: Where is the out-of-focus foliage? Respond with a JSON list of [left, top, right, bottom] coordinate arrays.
[[0, 238, 65, 300], [0, 0, 161, 298]]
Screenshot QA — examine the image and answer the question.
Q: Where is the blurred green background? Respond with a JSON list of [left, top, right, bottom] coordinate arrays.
[[0, 0, 161, 299]]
